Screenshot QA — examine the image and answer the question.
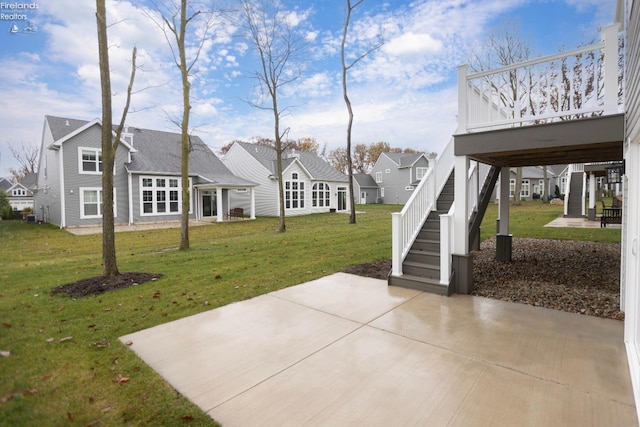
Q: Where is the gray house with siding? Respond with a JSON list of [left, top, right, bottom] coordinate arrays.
[[369, 152, 431, 205], [34, 115, 255, 228], [353, 173, 378, 204], [222, 141, 349, 216]]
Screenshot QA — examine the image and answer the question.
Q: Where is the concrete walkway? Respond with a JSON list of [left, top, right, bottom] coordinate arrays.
[[544, 216, 621, 228], [121, 273, 636, 426]]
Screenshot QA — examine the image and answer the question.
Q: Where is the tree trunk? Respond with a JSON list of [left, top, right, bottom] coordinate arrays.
[[178, 0, 190, 250], [513, 167, 523, 206], [342, 0, 357, 224], [96, 0, 119, 277], [274, 97, 286, 232], [543, 166, 549, 202]]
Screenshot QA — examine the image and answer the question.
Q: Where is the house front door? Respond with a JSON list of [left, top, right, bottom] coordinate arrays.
[[361, 191, 367, 204], [202, 191, 217, 217], [337, 187, 347, 211]]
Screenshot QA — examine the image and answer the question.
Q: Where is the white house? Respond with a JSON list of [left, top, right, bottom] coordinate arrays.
[[222, 141, 350, 216]]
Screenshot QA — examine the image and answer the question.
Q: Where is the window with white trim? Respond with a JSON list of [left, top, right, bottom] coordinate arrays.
[[12, 188, 26, 196], [521, 179, 530, 197], [416, 167, 428, 180], [380, 187, 385, 197], [375, 172, 382, 183], [509, 179, 515, 197], [79, 147, 102, 174], [80, 187, 117, 219], [140, 176, 184, 215], [312, 182, 330, 207], [285, 172, 305, 209]]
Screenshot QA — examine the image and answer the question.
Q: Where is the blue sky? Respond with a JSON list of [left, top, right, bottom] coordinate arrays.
[[0, 0, 616, 176]]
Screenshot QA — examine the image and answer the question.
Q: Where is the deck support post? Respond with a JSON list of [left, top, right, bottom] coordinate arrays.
[[453, 155, 472, 293], [496, 167, 512, 262]]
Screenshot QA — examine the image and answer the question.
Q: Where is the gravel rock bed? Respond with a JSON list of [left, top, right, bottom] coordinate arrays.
[[472, 237, 623, 320]]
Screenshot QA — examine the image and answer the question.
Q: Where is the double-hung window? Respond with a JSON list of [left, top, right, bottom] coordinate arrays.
[[416, 167, 428, 181], [375, 172, 382, 183], [79, 147, 102, 174], [80, 187, 116, 219]]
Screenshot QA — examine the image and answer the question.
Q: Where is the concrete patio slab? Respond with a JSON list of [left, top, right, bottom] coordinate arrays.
[[120, 273, 637, 426]]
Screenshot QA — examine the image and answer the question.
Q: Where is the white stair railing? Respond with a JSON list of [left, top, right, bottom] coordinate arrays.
[[391, 137, 454, 277]]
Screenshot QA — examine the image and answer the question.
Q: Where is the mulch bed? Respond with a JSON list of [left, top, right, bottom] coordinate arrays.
[[51, 273, 162, 297]]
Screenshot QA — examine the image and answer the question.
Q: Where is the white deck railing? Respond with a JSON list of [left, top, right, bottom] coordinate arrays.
[[391, 137, 454, 277], [457, 24, 620, 133]]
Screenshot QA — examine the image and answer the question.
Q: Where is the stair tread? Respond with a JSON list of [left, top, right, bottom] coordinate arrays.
[[403, 260, 440, 269], [390, 274, 447, 287], [408, 248, 439, 255]]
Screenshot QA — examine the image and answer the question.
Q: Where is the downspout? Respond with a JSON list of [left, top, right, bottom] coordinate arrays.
[[127, 168, 133, 225], [59, 144, 66, 228]]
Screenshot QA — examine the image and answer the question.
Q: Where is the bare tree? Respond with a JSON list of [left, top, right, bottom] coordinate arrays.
[[328, 147, 350, 174], [146, 1, 222, 249], [328, 141, 424, 175], [241, 0, 305, 233], [96, 0, 138, 276], [341, 0, 383, 223], [9, 143, 39, 181], [471, 23, 531, 205]]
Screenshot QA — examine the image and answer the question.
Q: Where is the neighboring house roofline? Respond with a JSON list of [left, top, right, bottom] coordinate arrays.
[[380, 152, 429, 168]]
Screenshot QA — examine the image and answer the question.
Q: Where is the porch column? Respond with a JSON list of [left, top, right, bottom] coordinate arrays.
[[588, 172, 596, 220], [453, 155, 473, 294], [216, 187, 224, 222], [497, 167, 512, 262], [250, 188, 256, 219]]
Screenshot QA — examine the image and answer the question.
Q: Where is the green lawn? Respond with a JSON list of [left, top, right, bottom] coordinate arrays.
[[0, 202, 620, 425], [480, 201, 621, 243]]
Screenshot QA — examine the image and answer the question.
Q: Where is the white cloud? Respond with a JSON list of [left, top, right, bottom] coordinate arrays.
[[383, 32, 443, 56]]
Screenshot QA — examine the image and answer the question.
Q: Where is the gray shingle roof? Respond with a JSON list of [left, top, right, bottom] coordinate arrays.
[[46, 115, 95, 141], [47, 116, 254, 187], [237, 141, 347, 182], [353, 173, 377, 188], [0, 177, 12, 191], [382, 152, 425, 167]]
